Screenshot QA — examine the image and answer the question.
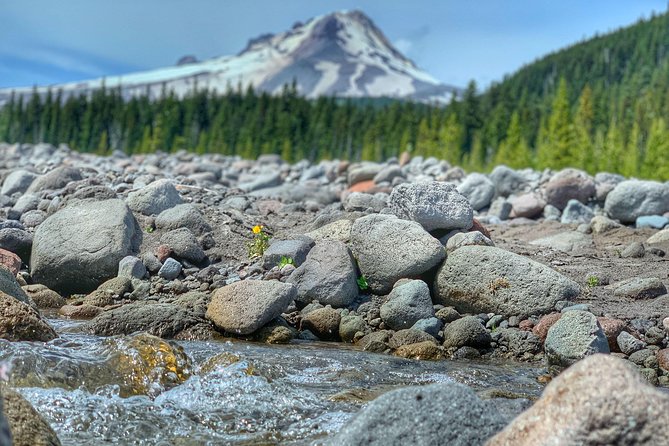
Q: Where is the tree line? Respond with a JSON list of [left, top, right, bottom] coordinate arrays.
[[1, 10, 669, 180]]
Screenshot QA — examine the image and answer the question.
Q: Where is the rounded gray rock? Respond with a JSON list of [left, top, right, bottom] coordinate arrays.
[[286, 240, 358, 307], [605, 180, 669, 224], [329, 382, 507, 446], [544, 310, 610, 366], [1, 169, 37, 196], [118, 256, 147, 280], [159, 228, 205, 264], [457, 173, 495, 211], [126, 179, 183, 216], [155, 203, 211, 235], [158, 258, 182, 280], [30, 199, 141, 294], [489, 165, 526, 197], [434, 245, 580, 318], [351, 214, 445, 294], [380, 280, 434, 330], [27, 165, 82, 193], [389, 181, 473, 232], [442, 315, 491, 349]]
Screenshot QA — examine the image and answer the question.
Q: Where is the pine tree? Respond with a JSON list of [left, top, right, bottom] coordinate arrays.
[[494, 111, 532, 168], [641, 117, 669, 180], [437, 113, 463, 165], [544, 78, 577, 169]]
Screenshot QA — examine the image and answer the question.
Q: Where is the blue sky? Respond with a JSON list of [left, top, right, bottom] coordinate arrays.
[[1, 1, 666, 90]]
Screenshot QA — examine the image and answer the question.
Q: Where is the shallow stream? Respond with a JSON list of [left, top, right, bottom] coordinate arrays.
[[0, 318, 546, 445]]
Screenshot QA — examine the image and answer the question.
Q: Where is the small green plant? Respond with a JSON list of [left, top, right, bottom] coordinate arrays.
[[277, 256, 294, 269], [247, 225, 270, 259], [586, 275, 599, 288], [145, 226, 154, 233], [357, 275, 369, 291]]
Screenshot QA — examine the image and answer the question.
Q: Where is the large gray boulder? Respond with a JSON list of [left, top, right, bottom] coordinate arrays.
[[457, 173, 495, 211], [380, 280, 434, 330], [1, 169, 37, 196], [351, 214, 446, 294], [286, 241, 358, 307], [1, 387, 61, 446], [126, 179, 183, 215], [605, 180, 669, 224], [329, 382, 507, 446], [544, 310, 610, 366], [388, 182, 473, 232], [488, 354, 669, 446], [155, 204, 211, 235], [434, 246, 579, 318], [30, 199, 141, 294], [206, 280, 296, 335]]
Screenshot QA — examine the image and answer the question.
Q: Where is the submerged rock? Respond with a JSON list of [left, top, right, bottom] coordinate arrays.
[[0, 291, 56, 342], [1, 387, 61, 446], [329, 382, 506, 446]]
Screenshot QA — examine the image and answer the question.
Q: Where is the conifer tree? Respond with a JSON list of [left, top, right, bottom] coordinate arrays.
[[494, 112, 532, 169]]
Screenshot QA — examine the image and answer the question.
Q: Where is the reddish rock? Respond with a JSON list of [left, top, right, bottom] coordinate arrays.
[[470, 218, 491, 239], [509, 192, 546, 219], [532, 313, 562, 342], [519, 319, 535, 331], [347, 180, 376, 193], [59, 304, 104, 319], [543, 169, 596, 211], [256, 199, 282, 216], [0, 248, 21, 276], [658, 349, 669, 372], [596, 317, 626, 352], [156, 244, 173, 263]]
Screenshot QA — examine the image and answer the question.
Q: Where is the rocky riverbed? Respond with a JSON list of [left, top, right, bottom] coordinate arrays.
[[0, 142, 669, 445]]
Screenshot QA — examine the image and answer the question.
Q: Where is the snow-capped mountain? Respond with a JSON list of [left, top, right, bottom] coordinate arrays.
[[0, 10, 459, 103]]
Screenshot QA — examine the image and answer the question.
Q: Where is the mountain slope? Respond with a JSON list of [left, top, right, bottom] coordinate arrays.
[[0, 10, 458, 103]]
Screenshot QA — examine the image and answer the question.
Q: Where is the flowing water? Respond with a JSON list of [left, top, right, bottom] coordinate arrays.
[[0, 318, 546, 445]]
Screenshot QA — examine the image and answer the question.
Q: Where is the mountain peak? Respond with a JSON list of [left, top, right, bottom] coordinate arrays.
[[0, 10, 459, 104]]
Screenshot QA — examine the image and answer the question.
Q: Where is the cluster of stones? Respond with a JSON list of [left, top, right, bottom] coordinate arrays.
[[1, 142, 669, 444]]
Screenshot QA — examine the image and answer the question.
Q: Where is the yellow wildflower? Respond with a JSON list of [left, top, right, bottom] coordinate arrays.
[[252, 225, 262, 234]]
